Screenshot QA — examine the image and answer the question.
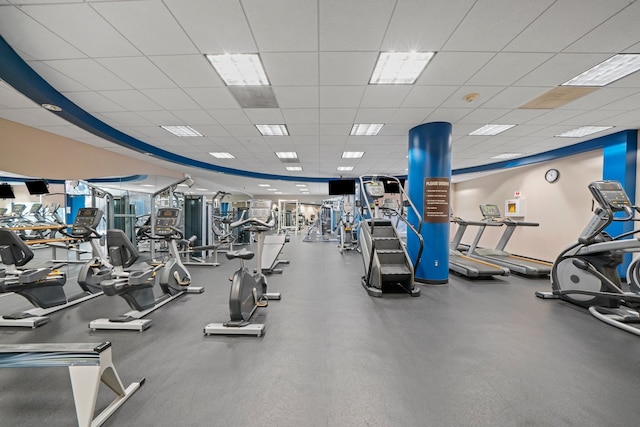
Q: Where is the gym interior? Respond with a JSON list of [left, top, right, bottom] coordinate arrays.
[[2, 1, 640, 426]]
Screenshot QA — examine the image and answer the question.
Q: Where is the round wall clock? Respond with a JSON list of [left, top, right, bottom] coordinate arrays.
[[545, 168, 560, 183]]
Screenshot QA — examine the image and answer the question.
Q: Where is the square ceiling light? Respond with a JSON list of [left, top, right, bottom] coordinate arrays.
[[205, 53, 269, 86], [369, 52, 435, 84], [275, 152, 298, 159], [337, 166, 354, 171], [469, 124, 515, 136], [286, 166, 303, 171], [555, 126, 613, 138], [563, 54, 640, 87], [160, 125, 202, 137], [256, 124, 289, 136], [209, 152, 235, 159], [350, 123, 384, 136], [342, 151, 364, 159]]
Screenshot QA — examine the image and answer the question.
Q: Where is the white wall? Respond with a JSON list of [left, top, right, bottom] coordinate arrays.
[[452, 150, 603, 261]]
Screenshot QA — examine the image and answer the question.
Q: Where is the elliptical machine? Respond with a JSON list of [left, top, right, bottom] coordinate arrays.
[[536, 180, 640, 336], [89, 207, 204, 331], [204, 200, 281, 337]]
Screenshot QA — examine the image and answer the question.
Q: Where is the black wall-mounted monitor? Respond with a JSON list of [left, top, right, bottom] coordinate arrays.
[[328, 179, 356, 195], [381, 178, 406, 194], [25, 180, 49, 195], [0, 184, 15, 199]]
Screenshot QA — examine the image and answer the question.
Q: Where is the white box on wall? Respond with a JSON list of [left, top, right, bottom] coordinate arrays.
[[505, 198, 526, 218]]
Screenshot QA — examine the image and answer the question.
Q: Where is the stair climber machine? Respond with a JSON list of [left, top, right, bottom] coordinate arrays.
[[467, 204, 552, 277], [536, 180, 640, 337], [358, 175, 423, 297], [204, 200, 281, 337], [90, 208, 204, 331], [449, 215, 510, 278], [0, 208, 109, 327]]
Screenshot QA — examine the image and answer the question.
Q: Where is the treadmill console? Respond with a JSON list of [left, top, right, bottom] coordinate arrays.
[[480, 204, 501, 219], [72, 207, 103, 237], [155, 208, 181, 236], [11, 204, 26, 215], [365, 181, 386, 199], [588, 180, 631, 212]]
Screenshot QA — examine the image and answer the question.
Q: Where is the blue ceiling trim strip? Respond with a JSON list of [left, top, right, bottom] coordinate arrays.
[[452, 130, 634, 175], [0, 36, 327, 183], [0, 175, 147, 185]]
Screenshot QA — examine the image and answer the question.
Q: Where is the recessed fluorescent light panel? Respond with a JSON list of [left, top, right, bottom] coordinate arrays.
[[258, 184, 271, 187], [205, 53, 269, 86], [350, 123, 384, 136], [469, 124, 515, 136], [369, 52, 435, 84], [256, 124, 289, 136], [286, 166, 303, 171], [562, 54, 640, 87], [555, 126, 613, 138], [160, 125, 202, 137], [295, 184, 307, 187], [275, 152, 298, 159], [491, 153, 524, 159], [209, 152, 235, 159], [337, 166, 354, 171], [342, 151, 364, 159]]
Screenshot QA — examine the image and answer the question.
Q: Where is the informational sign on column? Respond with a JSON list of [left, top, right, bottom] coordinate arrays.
[[423, 177, 450, 223]]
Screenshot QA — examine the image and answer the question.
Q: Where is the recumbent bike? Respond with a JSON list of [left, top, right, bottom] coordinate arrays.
[[90, 207, 203, 331]]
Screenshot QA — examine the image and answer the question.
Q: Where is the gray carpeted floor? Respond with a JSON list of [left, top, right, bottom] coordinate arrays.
[[1, 233, 640, 426]]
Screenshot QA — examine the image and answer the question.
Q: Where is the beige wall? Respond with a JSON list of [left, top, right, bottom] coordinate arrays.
[[452, 150, 603, 261]]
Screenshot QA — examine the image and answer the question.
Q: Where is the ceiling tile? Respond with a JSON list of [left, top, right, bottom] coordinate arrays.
[[360, 86, 412, 108], [319, 108, 357, 124], [319, 86, 365, 108], [28, 61, 90, 92], [150, 55, 224, 88], [243, 0, 318, 51], [262, 53, 318, 87], [21, 3, 139, 58], [401, 86, 457, 108], [467, 53, 553, 86], [354, 108, 396, 123], [64, 91, 125, 113], [141, 88, 201, 110], [515, 53, 612, 87], [97, 57, 176, 90], [164, 0, 256, 53], [207, 109, 250, 125], [482, 87, 552, 109], [444, 0, 553, 51], [244, 108, 285, 124], [92, 0, 198, 55], [319, 0, 395, 51], [98, 90, 163, 111], [273, 87, 319, 108], [319, 52, 378, 86], [282, 109, 320, 124], [184, 88, 240, 109], [44, 59, 131, 91], [417, 52, 494, 86]]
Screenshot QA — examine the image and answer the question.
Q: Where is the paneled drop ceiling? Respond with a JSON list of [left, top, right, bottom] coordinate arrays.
[[1, 0, 640, 195]]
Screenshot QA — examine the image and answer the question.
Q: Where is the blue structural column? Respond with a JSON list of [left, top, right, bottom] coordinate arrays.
[[407, 122, 452, 284], [602, 130, 637, 277]]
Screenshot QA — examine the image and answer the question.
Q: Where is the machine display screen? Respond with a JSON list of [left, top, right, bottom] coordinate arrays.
[[480, 204, 501, 218], [78, 208, 95, 217], [159, 209, 178, 217]]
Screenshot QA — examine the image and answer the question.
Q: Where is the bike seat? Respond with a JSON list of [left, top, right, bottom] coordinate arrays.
[[226, 249, 255, 260]]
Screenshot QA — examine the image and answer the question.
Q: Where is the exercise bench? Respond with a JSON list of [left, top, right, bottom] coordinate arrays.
[[0, 341, 144, 427]]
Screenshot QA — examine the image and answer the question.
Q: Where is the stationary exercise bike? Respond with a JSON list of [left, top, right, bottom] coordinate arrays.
[[90, 207, 204, 331], [204, 200, 281, 337], [536, 180, 640, 336]]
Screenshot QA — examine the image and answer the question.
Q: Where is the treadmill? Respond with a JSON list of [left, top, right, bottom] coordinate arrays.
[[450, 216, 510, 278], [467, 204, 552, 277]]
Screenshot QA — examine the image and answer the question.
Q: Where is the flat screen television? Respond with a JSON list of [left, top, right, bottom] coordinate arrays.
[[381, 178, 405, 194], [25, 179, 49, 195], [0, 183, 15, 199], [328, 179, 356, 195]]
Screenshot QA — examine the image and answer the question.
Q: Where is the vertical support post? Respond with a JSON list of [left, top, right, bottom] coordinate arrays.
[[407, 122, 452, 284]]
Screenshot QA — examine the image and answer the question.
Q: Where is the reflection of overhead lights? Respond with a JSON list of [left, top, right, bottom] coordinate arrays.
[[469, 124, 515, 136], [370, 52, 435, 84], [196, 188, 209, 191], [41, 103, 62, 112], [267, 188, 278, 192], [258, 184, 271, 187], [491, 152, 524, 159], [337, 166, 354, 171], [275, 151, 298, 159], [563, 54, 640, 86], [295, 184, 307, 187], [555, 126, 613, 138], [140, 184, 155, 187], [286, 166, 303, 171]]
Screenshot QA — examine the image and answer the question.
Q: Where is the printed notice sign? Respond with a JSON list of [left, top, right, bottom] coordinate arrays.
[[423, 177, 450, 223]]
